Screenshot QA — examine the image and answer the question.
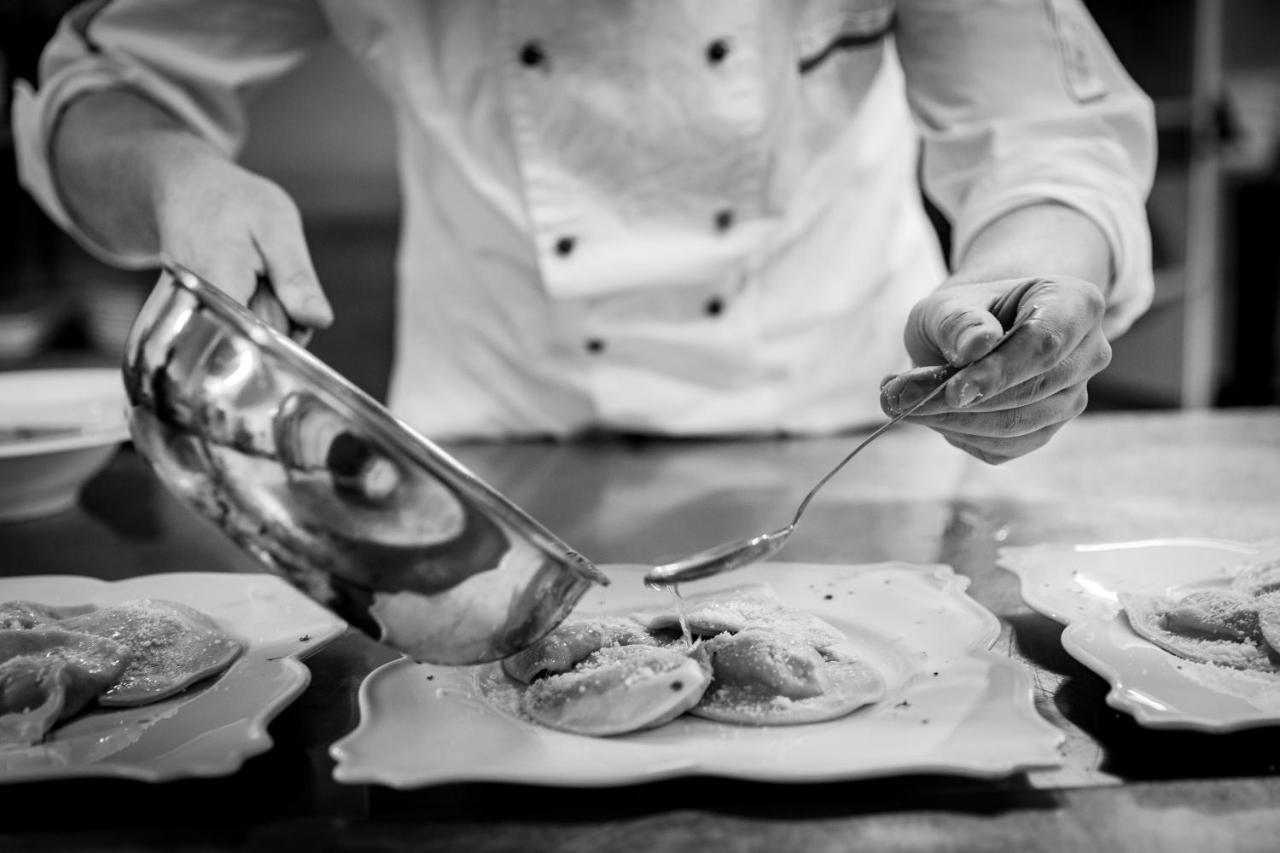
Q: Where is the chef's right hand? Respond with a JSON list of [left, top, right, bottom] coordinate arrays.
[[52, 89, 332, 336], [153, 152, 333, 335]]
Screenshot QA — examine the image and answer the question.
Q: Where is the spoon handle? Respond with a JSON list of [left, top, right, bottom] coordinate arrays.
[[787, 312, 1035, 527], [785, 387, 937, 527], [643, 308, 1038, 588]]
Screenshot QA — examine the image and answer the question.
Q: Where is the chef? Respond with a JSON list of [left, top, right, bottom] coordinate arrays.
[[13, 0, 1155, 463]]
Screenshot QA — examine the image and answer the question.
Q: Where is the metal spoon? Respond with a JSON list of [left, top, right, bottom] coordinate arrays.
[[643, 311, 1037, 587]]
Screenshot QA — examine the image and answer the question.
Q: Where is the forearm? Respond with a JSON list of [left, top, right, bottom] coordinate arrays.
[[944, 203, 1114, 298], [50, 88, 219, 258]]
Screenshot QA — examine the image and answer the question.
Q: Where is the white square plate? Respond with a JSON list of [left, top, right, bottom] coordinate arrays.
[[998, 538, 1280, 732], [0, 572, 346, 782], [330, 562, 1063, 788]]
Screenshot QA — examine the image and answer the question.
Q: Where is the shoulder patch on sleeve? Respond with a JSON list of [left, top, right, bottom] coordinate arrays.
[[1044, 0, 1108, 103]]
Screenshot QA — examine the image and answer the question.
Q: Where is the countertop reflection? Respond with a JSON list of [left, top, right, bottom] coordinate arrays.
[[2, 407, 1280, 851]]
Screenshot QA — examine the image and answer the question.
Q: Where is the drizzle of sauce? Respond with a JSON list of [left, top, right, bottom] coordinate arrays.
[[644, 578, 693, 648], [669, 584, 693, 649]]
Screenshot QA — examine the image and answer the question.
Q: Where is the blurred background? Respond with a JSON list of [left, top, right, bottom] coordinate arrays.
[[2, 0, 1278, 411]]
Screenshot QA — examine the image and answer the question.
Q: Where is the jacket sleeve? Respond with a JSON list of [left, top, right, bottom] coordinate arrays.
[[895, 0, 1157, 337], [11, 0, 330, 268]]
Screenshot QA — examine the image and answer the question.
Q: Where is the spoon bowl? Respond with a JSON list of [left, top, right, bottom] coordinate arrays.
[[647, 525, 794, 586]]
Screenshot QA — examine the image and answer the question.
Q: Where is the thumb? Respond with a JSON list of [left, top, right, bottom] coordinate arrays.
[[907, 296, 1005, 368], [907, 277, 1045, 367], [254, 214, 333, 329]]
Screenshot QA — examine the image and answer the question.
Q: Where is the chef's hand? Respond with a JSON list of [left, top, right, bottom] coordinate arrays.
[[154, 153, 333, 337], [52, 89, 332, 337], [879, 276, 1111, 465]]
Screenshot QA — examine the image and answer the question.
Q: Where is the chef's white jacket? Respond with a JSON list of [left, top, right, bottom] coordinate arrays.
[[14, 0, 1156, 440]]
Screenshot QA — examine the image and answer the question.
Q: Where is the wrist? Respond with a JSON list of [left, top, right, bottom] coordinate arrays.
[[52, 90, 210, 257], [948, 203, 1114, 299]]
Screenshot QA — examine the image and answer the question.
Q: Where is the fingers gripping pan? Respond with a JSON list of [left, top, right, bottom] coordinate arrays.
[[122, 265, 606, 664]]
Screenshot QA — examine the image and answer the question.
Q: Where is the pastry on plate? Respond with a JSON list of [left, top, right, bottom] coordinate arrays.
[[502, 616, 656, 684], [1257, 593, 1280, 656], [55, 599, 244, 706], [501, 584, 885, 736], [519, 643, 710, 736], [689, 627, 884, 725], [0, 597, 244, 746], [1230, 558, 1280, 597], [1119, 588, 1278, 672], [0, 601, 96, 630], [630, 583, 847, 652], [0, 628, 131, 746]]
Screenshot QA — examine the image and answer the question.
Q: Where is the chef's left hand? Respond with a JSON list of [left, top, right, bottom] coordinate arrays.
[[879, 276, 1112, 465]]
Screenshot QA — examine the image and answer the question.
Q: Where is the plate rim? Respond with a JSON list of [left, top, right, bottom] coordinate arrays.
[[996, 537, 1262, 625], [997, 537, 1280, 732], [330, 561, 1064, 788], [0, 571, 347, 783], [1059, 615, 1280, 734], [0, 367, 130, 459]]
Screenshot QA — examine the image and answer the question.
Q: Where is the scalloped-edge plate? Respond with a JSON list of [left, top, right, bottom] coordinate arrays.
[[0, 572, 346, 783], [330, 562, 1063, 788], [998, 538, 1280, 732], [0, 368, 132, 521]]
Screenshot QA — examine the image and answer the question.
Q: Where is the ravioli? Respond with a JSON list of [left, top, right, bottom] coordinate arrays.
[[689, 628, 884, 725], [0, 628, 132, 746], [520, 644, 710, 737], [0, 601, 96, 630], [1119, 590, 1279, 672], [56, 600, 244, 706], [0, 597, 245, 747], [630, 584, 847, 651], [498, 583, 886, 737], [1258, 594, 1280, 656], [1230, 558, 1280, 597], [502, 616, 656, 684], [1118, 552, 1280, 673]]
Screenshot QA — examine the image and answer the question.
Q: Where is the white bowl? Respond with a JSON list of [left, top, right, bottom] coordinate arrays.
[[0, 368, 130, 521]]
